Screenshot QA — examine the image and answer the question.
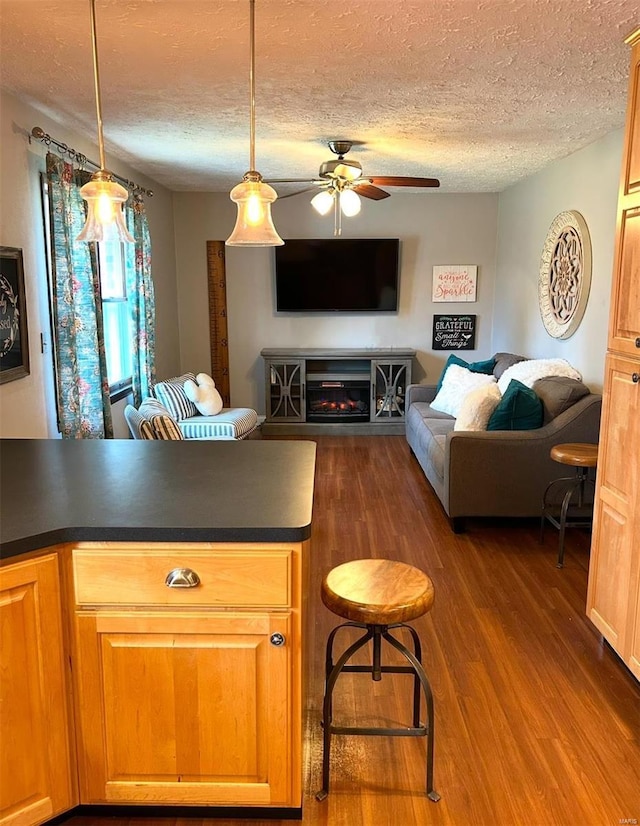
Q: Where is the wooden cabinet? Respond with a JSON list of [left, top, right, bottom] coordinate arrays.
[[262, 348, 415, 432], [587, 29, 640, 680], [69, 542, 304, 807], [0, 553, 75, 826]]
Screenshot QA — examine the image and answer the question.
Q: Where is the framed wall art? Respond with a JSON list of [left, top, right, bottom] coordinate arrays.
[[538, 211, 592, 339], [432, 265, 477, 302], [432, 314, 477, 350], [0, 246, 30, 384]]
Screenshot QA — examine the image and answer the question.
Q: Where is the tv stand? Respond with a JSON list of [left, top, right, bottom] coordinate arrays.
[[261, 348, 415, 435]]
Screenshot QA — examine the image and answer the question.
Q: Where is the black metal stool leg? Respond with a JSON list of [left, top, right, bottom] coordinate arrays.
[[384, 629, 440, 802], [557, 476, 582, 568], [323, 621, 367, 725], [316, 627, 373, 802], [390, 622, 423, 728]]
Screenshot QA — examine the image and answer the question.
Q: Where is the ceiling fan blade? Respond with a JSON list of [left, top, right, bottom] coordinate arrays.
[[265, 178, 321, 184], [352, 183, 390, 200], [368, 176, 440, 188], [275, 186, 323, 200]]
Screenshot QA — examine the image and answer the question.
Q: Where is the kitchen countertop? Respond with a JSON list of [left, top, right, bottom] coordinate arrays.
[[0, 438, 316, 560]]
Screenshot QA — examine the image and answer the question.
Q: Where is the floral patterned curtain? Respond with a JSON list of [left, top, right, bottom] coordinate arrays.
[[46, 152, 114, 438], [125, 194, 155, 405]]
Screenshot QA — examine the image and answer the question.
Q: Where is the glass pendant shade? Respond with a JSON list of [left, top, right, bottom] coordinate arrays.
[[226, 177, 284, 246], [340, 189, 362, 217], [311, 189, 335, 216], [76, 173, 134, 243]]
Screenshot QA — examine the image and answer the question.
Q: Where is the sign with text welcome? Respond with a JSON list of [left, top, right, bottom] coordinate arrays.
[[432, 265, 477, 302]]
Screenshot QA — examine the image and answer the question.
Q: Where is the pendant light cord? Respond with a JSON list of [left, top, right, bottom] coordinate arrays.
[[249, 0, 256, 172], [88, 0, 106, 171]]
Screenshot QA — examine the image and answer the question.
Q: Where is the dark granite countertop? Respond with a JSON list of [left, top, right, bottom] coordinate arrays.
[[0, 438, 316, 560]]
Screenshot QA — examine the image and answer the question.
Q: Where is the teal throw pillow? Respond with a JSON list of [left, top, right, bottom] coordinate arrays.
[[436, 354, 496, 392], [487, 379, 543, 431]]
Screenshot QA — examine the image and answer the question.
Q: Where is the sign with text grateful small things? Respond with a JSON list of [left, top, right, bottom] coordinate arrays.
[[432, 265, 477, 302], [432, 315, 477, 350]]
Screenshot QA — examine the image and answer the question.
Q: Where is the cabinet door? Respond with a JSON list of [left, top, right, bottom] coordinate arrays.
[[74, 609, 298, 806], [371, 359, 411, 421], [265, 360, 305, 422], [587, 355, 640, 662], [608, 39, 640, 356], [0, 554, 75, 826]]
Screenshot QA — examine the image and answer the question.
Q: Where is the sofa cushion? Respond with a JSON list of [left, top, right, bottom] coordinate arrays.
[[177, 408, 259, 440], [492, 352, 526, 379], [454, 383, 502, 431], [137, 398, 184, 440], [436, 353, 496, 391], [533, 377, 590, 424], [487, 379, 543, 431], [431, 364, 497, 418], [153, 373, 198, 420]]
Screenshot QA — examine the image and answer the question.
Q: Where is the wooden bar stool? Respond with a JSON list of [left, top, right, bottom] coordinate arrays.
[[316, 558, 440, 803], [540, 442, 598, 568]]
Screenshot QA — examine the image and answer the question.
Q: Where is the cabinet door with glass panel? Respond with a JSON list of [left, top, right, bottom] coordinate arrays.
[[370, 358, 412, 421], [264, 359, 305, 422]]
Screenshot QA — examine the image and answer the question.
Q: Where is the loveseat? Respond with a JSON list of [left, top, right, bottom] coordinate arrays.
[[405, 353, 602, 530]]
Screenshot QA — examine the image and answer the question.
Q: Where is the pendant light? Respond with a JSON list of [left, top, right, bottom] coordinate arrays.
[[226, 0, 283, 246], [76, 0, 133, 244]]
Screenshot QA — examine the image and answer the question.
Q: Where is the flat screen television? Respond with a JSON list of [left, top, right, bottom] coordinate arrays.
[[274, 238, 400, 312]]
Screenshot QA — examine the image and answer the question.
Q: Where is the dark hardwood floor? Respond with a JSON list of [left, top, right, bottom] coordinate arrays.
[[66, 435, 640, 826]]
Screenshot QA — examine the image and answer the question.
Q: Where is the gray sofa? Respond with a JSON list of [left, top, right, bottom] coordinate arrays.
[[405, 353, 602, 530]]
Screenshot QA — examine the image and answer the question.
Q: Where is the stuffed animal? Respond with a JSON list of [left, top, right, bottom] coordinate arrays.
[[184, 373, 224, 416]]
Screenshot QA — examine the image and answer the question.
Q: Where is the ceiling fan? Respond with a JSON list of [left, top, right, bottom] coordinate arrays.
[[267, 140, 440, 235]]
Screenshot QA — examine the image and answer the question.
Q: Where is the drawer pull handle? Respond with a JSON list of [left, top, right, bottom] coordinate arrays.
[[635, 337, 640, 348], [633, 373, 640, 384], [165, 568, 201, 588], [270, 633, 286, 647]]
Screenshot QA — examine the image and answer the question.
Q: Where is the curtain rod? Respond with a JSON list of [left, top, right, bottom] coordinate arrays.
[[30, 126, 154, 197]]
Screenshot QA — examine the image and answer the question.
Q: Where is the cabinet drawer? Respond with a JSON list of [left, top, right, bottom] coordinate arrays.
[[73, 548, 292, 607]]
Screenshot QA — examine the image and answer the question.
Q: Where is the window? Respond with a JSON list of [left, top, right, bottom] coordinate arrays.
[[98, 241, 132, 396], [41, 177, 133, 399]]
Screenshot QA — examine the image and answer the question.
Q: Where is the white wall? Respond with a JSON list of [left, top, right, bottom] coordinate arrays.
[[173, 191, 500, 413], [0, 90, 181, 437], [494, 129, 623, 391]]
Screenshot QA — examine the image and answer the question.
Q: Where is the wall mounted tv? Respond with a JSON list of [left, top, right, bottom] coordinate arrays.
[[275, 238, 400, 312]]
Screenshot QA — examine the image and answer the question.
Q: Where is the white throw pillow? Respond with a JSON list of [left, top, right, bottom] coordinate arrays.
[[430, 364, 497, 418], [184, 373, 224, 416], [454, 383, 502, 431], [497, 358, 581, 394]]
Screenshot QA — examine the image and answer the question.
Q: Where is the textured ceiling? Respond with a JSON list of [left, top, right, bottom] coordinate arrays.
[[0, 0, 637, 194]]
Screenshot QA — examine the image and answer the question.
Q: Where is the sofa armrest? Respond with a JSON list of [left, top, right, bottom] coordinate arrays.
[[443, 393, 602, 518], [406, 383, 438, 407]]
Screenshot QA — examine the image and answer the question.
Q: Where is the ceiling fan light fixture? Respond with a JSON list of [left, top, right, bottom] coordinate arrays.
[[340, 188, 361, 217], [227, 172, 283, 246], [311, 189, 334, 216], [76, 0, 133, 244], [226, 0, 283, 247]]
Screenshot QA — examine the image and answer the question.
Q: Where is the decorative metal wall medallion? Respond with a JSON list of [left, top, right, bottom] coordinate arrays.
[[538, 210, 592, 339]]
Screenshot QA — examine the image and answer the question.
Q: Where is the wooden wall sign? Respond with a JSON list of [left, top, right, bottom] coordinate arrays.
[[432, 314, 477, 350], [206, 241, 230, 406]]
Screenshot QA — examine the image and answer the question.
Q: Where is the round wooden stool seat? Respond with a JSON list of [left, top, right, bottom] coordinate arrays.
[[321, 559, 435, 626], [550, 442, 598, 468]]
